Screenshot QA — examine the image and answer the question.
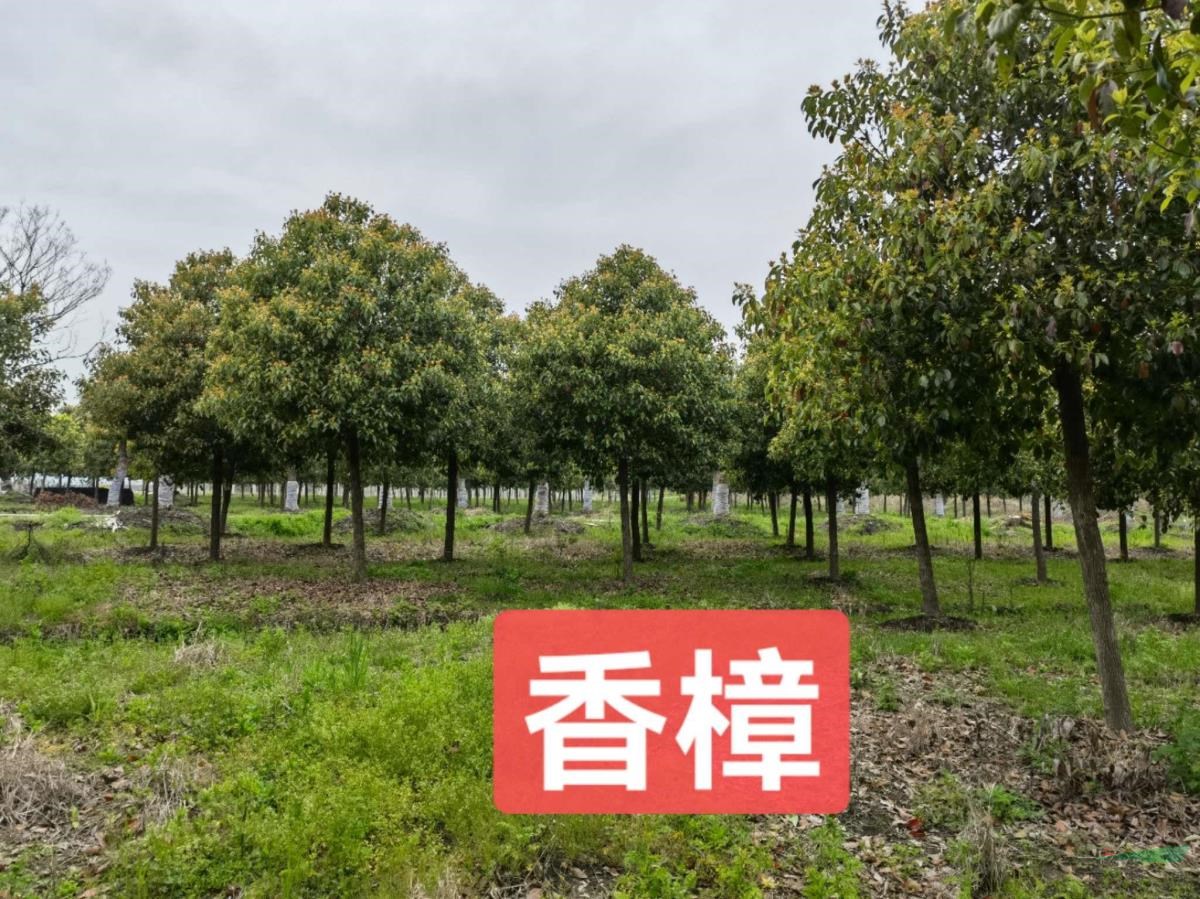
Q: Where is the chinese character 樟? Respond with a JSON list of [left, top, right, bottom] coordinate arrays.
[[525, 651, 666, 791]]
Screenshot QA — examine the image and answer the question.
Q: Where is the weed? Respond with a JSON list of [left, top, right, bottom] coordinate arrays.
[[1155, 709, 1200, 794], [796, 817, 862, 898]]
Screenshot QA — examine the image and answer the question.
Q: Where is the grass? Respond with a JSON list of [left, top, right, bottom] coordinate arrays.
[[0, 494, 1196, 896]]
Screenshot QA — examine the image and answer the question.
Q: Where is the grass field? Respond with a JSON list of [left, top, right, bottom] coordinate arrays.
[[0, 493, 1197, 897]]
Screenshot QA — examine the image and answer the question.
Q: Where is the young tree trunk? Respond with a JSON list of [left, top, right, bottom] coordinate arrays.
[[1044, 493, 1054, 550], [769, 491, 779, 537], [786, 489, 798, 548], [972, 493, 983, 560], [618, 458, 633, 582], [803, 487, 815, 560], [220, 469, 233, 536], [347, 432, 368, 581], [378, 476, 390, 536], [631, 477, 643, 561], [686, 492, 694, 513], [443, 450, 458, 562], [323, 450, 335, 547], [1054, 362, 1133, 732], [524, 478, 536, 534], [1031, 487, 1048, 585], [640, 480, 651, 546], [150, 476, 161, 551], [1118, 510, 1128, 562], [1194, 525, 1199, 616], [107, 438, 128, 508], [906, 460, 941, 617], [986, 495, 992, 517], [656, 485, 665, 531], [825, 480, 840, 580], [208, 446, 223, 562], [1153, 508, 1162, 549]]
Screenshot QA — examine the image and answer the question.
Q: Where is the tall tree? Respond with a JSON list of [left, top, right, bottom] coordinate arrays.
[[515, 246, 734, 582], [205, 194, 496, 580]]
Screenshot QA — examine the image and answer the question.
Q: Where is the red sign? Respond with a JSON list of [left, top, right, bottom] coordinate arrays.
[[493, 609, 849, 814]]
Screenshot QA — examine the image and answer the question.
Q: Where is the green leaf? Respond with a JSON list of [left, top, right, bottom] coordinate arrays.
[[1052, 26, 1075, 67], [987, 2, 1029, 41], [1121, 9, 1142, 53]]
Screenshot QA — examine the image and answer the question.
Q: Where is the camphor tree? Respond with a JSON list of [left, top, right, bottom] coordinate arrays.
[[205, 194, 498, 580], [752, 103, 1007, 619], [742, 261, 872, 582], [516, 246, 734, 582], [729, 288, 814, 549], [728, 346, 793, 540], [424, 282, 506, 563], [81, 250, 244, 557], [972, 4, 1197, 731], [756, 0, 1197, 729], [977, 0, 1200, 205]]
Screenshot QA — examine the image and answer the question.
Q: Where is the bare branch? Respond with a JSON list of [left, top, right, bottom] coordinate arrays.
[[0, 203, 111, 348]]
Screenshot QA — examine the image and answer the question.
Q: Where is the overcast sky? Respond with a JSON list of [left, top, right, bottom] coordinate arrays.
[[3, 1, 885, 392]]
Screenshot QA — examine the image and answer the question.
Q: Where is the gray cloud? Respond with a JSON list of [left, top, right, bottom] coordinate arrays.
[[2, 0, 885, 391]]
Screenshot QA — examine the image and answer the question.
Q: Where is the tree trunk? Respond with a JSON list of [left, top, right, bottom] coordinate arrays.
[[220, 469, 233, 536], [972, 493, 983, 560], [150, 476, 160, 550], [1154, 508, 1162, 549], [443, 450, 458, 562], [786, 489, 798, 548], [107, 438, 128, 508], [631, 477, 643, 561], [825, 481, 839, 580], [524, 479, 536, 534], [1118, 510, 1128, 562], [323, 450, 335, 547], [1054, 362, 1133, 732], [1194, 525, 1199, 616], [1044, 493, 1054, 550], [906, 460, 941, 617], [640, 480, 651, 546], [618, 458, 633, 582], [656, 485, 665, 531], [1031, 487, 1048, 585], [347, 431, 368, 581], [769, 491, 779, 537], [208, 446, 223, 562], [378, 476, 390, 535], [803, 487, 815, 560]]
